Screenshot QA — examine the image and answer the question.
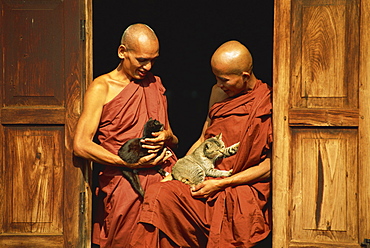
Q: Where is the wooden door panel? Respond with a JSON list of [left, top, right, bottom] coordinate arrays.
[[0, 0, 89, 247], [290, 0, 359, 109], [4, 126, 64, 234], [290, 128, 358, 246], [3, 0, 64, 106]]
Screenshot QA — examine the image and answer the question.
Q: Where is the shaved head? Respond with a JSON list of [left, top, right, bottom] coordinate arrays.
[[117, 23, 159, 80], [121, 23, 159, 51], [211, 40, 253, 75]]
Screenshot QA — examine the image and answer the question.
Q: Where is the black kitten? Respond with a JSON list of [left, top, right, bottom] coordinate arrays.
[[118, 118, 167, 197], [118, 118, 164, 163]]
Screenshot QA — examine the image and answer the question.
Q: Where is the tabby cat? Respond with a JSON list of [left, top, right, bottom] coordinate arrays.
[[172, 133, 239, 186], [118, 118, 167, 197]]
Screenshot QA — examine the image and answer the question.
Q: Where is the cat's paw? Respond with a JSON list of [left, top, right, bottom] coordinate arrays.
[[231, 142, 240, 150], [226, 142, 239, 155]]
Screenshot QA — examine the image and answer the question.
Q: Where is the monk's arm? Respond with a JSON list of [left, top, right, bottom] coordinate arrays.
[[191, 151, 271, 198], [220, 151, 271, 187], [73, 80, 127, 166]]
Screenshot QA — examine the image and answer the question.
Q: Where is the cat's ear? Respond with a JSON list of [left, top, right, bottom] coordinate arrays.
[[215, 133, 222, 140]]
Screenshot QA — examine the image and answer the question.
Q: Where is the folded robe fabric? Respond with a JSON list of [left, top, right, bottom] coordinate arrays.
[[92, 72, 177, 248], [130, 80, 272, 248]]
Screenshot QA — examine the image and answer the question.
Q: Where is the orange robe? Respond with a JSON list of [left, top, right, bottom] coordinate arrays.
[[92, 72, 177, 248], [130, 80, 272, 248]]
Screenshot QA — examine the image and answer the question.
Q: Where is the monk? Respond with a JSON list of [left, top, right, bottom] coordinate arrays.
[[129, 40, 272, 248], [73, 23, 178, 248]]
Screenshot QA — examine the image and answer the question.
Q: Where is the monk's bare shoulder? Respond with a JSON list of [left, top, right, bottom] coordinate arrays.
[[93, 71, 131, 104], [87, 71, 128, 105], [89, 74, 110, 93], [84, 74, 111, 106], [208, 84, 229, 108]]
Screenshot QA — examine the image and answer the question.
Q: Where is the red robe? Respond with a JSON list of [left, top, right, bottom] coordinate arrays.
[[92, 72, 177, 248], [130, 80, 272, 248]]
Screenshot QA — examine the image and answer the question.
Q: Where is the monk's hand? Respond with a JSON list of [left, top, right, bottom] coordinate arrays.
[[133, 147, 172, 169], [141, 130, 172, 153], [190, 179, 224, 198], [161, 173, 173, 182]]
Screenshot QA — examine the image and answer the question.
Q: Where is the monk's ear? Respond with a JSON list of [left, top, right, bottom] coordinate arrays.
[[242, 71, 250, 81], [118, 44, 127, 59]]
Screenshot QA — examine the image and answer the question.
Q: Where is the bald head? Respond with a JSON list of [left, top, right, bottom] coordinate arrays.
[[121, 23, 159, 50], [211, 40, 253, 75]]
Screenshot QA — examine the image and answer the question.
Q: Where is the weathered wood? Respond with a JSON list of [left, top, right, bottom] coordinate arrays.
[[0, 235, 64, 248], [291, 129, 358, 244], [272, 0, 292, 247], [290, 0, 359, 109], [358, 0, 370, 243], [273, 0, 367, 247], [289, 108, 359, 126], [80, 1, 93, 247], [289, 241, 361, 248], [4, 127, 64, 234], [0, 0, 87, 247], [1, 108, 65, 124], [2, 1, 64, 107], [63, 0, 87, 247]]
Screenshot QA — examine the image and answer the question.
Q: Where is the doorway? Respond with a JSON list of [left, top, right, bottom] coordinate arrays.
[[91, 2, 273, 246], [92, 0, 274, 157]]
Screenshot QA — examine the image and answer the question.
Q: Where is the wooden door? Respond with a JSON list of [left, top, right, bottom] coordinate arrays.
[[0, 0, 92, 247], [273, 0, 370, 247]]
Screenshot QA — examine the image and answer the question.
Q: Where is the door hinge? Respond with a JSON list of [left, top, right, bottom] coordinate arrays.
[[79, 192, 86, 214], [80, 19, 86, 41]]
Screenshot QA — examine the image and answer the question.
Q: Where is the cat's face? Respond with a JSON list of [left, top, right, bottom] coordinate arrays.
[[145, 118, 164, 132], [143, 118, 164, 138], [203, 133, 226, 159]]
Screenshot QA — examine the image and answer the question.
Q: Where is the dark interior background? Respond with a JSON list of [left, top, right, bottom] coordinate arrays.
[[93, 0, 274, 157]]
